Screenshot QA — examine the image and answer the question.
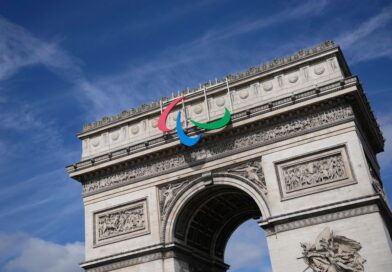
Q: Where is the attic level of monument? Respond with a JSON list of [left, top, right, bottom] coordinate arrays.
[[79, 41, 348, 135], [67, 42, 382, 179], [68, 41, 392, 272]]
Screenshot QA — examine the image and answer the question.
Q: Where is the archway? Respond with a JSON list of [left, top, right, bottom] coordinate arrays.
[[163, 174, 270, 272]]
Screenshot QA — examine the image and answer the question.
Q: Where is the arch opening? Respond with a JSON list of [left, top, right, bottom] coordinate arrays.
[[225, 219, 272, 271], [173, 185, 262, 261]]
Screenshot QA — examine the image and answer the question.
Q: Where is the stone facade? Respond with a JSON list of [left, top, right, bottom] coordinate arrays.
[[67, 42, 392, 272]]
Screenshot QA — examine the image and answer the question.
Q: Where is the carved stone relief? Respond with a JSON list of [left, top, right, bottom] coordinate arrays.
[[368, 163, 389, 206], [276, 146, 354, 199], [283, 154, 346, 192], [159, 180, 192, 218], [228, 159, 267, 195], [300, 227, 366, 272], [158, 159, 266, 220], [94, 199, 149, 246], [83, 105, 354, 195]]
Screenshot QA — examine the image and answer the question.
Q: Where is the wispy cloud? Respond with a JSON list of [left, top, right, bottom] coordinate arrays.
[[0, 102, 76, 171], [336, 5, 392, 63], [0, 16, 121, 118], [0, 0, 330, 121], [0, 16, 81, 82], [74, 0, 330, 119]]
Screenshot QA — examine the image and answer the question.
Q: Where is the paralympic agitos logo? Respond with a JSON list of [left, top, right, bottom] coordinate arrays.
[[158, 96, 231, 147]]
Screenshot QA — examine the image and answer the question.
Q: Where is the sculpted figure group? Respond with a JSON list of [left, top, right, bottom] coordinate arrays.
[[283, 154, 346, 192], [300, 227, 366, 272], [98, 207, 145, 240]]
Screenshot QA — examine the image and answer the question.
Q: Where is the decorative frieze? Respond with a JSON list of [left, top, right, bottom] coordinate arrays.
[[300, 227, 366, 272], [94, 199, 149, 246], [276, 146, 355, 199], [228, 159, 267, 195], [284, 154, 346, 192], [159, 180, 192, 218], [83, 105, 354, 195]]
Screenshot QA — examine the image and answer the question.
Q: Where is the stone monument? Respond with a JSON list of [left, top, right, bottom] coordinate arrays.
[[67, 41, 392, 271]]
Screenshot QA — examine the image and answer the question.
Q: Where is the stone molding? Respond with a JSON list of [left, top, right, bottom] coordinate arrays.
[[67, 75, 364, 174], [159, 171, 269, 246], [84, 251, 163, 272], [275, 145, 355, 200], [263, 203, 379, 237], [93, 198, 150, 247], [82, 105, 354, 195], [82, 242, 227, 272]]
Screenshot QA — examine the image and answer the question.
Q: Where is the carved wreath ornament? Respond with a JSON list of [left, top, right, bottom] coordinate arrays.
[[299, 227, 366, 272]]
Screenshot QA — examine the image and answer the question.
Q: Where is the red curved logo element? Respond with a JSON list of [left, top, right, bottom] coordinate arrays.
[[158, 96, 231, 147], [158, 96, 184, 132]]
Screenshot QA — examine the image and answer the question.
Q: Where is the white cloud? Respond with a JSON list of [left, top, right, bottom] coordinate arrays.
[[0, 233, 84, 272]]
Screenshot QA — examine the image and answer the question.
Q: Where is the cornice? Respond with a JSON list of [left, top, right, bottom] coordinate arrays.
[[68, 76, 382, 178], [259, 194, 392, 236]]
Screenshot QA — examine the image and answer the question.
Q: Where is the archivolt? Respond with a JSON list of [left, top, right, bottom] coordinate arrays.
[[161, 172, 270, 248]]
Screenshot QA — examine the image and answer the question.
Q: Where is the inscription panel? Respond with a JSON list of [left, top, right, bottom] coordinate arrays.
[[93, 198, 149, 247], [276, 146, 355, 200]]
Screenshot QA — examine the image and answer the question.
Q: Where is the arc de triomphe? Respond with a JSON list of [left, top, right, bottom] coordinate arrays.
[[67, 41, 392, 272]]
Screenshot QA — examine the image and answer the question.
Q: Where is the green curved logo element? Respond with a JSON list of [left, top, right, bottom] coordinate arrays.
[[190, 108, 231, 130]]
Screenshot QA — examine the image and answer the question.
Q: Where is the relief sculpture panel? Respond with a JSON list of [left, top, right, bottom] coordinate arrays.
[[228, 159, 267, 195], [300, 227, 366, 272], [94, 198, 149, 246], [276, 146, 355, 199], [159, 180, 192, 219]]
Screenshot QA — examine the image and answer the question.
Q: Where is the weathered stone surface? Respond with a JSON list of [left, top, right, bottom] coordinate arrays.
[[83, 105, 354, 195], [68, 44, 392, 272], [300, 227, 366, 272]]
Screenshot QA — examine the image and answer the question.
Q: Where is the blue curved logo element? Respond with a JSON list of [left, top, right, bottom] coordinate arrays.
[[176, 112, 202, 147], [158, 96, 231, 147]]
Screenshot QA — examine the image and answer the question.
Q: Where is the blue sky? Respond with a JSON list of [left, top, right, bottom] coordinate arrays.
[[0, 0, 391, 271]]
